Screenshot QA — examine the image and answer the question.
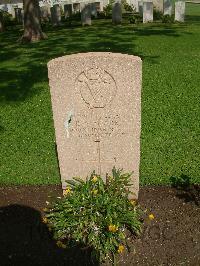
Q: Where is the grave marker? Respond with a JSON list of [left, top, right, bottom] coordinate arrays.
[[112, 2, 122, 24], [143, 1, 153, 23], [64, 4, 72, 19], [163, 0, 172, 15], [81, 3, 91, 26], [50, 4, 61, 26], [48, 52, 142, 199], [175, 1, 185, 22]]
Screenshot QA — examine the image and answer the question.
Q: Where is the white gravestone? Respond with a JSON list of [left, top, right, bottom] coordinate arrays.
[[163, 0, 172, 15], [143, 1, 153, 23], [175, 1, 185, 22]]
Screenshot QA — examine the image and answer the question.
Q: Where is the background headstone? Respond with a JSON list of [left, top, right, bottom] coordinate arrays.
[[40, 5, 51, 22], [48, 52, 142, 199], [138, 1, 143, 16], [73, 3, 80, 13], [112, 2, 122, 24], [51, 4, 61, 26], [91, 2, 97, 17], [143, 1, 153, 23], [175, 1, 185, 22], [15, 7, 23, 24], [81, 3, 91, 26], [64, 4, 72, 19], [163, 0, 172, 15]]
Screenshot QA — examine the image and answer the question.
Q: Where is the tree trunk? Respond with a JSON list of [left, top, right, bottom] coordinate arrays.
[[21, 0, 47, 43], [0, 11, 5, 32]]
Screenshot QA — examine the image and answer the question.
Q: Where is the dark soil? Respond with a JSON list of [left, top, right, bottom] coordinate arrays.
[[0, 185, 200, 266]]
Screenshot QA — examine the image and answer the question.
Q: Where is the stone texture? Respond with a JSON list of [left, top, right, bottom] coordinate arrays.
[[112, 2, 122, 24], [175, 1, 185, 22], [64, 4, 72, 19], [143, 1, 153, 23], [81, 3, 91, 26], [163, 0, 172, 15], [50, 4, 61, 26], [48, 52, 142, 199]]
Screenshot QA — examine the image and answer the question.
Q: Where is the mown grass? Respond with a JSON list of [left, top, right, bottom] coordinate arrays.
[[0, 5, 199, 185]]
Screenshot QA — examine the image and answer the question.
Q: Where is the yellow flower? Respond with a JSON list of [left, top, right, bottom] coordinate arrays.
[[130, 199, 136, 206], [63, 187, 71, 196], [42, 217, 48, 224], [117, 245, 125, 253], [56, 240, 67, 248], [148, 214, 155, 220], [91, 189, 98, 195], [108, 224, 118, 233], [92, 175, 98, 182]]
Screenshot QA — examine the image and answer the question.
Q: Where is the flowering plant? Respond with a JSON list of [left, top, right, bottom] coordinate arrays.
[[44, 167, 142, 264]]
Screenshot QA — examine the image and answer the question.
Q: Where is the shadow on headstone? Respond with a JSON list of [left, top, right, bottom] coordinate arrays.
[[0, 204, 99, 265]]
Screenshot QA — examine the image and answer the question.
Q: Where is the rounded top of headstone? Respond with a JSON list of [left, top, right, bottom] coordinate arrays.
[[47, 52, 142, 67]]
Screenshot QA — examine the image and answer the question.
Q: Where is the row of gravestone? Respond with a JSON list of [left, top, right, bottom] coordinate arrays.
[[139, 1, 186, 23], [1, 1, 186, 26]]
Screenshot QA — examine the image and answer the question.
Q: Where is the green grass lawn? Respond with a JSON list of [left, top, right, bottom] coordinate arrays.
[[0, 5, 199, 186]]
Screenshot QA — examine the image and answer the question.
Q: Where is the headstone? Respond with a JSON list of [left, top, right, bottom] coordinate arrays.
[[64, 4, 72, 19], [163, 0, 172, 15], [48, 52, 142, 199], [138, 1, 143, 15], [81, 4, 91, 26], [91, 2, 97, 17], [14, 8, 23, 24], [40, 5, 51, 22], [175, 1, 185, 22], [99, 0, 104, 11], [152, 0, 163, 12], [143, 1, 153, 23], [112, 2, 122, 24], [50, 4, 61, 26], [73, 3, 80, 13]]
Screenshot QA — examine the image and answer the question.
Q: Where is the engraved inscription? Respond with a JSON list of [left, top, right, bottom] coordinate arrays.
[[70, 112, 123, 141], [75, 67, 117, 109]]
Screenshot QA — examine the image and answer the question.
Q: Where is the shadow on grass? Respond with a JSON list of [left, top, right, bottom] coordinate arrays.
[[0, 15, 199, 105], [0, 204, 98, 266], [1, 19, 190, 105], [170, 174, 200, 207]]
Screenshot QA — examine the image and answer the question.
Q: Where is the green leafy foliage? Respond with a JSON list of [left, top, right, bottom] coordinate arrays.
[[153, 8, 163, 21], [44, 168, 142, 263], [170, 174, 191, 189], [162, 14, 174, 23]]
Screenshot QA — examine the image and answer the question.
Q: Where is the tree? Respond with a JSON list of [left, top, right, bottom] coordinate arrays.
[[0, 11, 5, 32], [21, 0, 47, 42]]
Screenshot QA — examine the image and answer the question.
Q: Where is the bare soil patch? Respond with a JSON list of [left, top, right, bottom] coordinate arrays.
[[0, 185, 199, 266]]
